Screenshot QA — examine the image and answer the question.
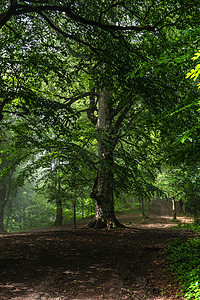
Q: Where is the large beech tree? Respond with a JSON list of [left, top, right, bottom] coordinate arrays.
[[0, 0, 200, 228]]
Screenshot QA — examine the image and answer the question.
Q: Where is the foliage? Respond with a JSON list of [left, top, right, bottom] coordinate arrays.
[[115, 193, 140, 212], [186, 51, 200, 88], [1, 1, 200, 228], [165, 237, 200, 299], [168, 49, 200, 145], [175, 220, 200, 233], [4, 177, 95, 232], [157, 165, 200, 217]]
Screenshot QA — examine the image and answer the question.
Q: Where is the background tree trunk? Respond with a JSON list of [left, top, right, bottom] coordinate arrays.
[[0, 182, 7, 233], [0, 172, 12, 233], [54, 180, 63, 226], [73, 188, 77, 229], [172, 197, 177, 221], [54, 198, 63, 226]]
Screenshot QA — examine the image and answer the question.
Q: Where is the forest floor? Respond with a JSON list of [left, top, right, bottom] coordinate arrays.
[[0, 199, 198, 300]]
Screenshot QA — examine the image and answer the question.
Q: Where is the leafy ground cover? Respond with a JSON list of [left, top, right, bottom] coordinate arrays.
[[165, 223, 200, 299], [0, 210, 197, 300], [176, 221, 200, 233]]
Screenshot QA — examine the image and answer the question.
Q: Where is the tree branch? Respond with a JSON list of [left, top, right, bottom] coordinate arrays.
[[35, 11, 99, 55], [98, 2, 124, 22], [117, 106, 146, 139], [67, 44, 91, 59], [143, 1, 155, 20], [0, 98, 12, 121], [21, 0, 49, 2], [64, 92, 98, 106], [0, 9, 14, 29], [15, 4, 158, 32], [111, 100, 133, 136], [0, 2, 197, 34]]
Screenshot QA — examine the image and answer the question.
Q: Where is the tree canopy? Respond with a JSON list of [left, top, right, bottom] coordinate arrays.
[[0, 0, 200, 231]]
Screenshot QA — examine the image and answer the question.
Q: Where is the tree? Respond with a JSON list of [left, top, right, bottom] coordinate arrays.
[[1, 0, 200, 228], [0, 127, 22, 233], [0, 176, 9, 233]]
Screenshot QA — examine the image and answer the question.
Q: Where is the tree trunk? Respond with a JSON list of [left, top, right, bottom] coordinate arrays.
[[52, 161, 63, 227], [89, 90, 125, 229], [140, 198, 145, 216], [172, 197, 177, 221], [178, 200, 185, 214], [90, 150, 117, 228], [0, 182, 6, 233], [54, 180, 63, 226], [81, 199, 84, 219], [54, 198, 63, 226], [194, 197, 198, 221], [0, 172, 12, 233], [73, 188, 77, 229]]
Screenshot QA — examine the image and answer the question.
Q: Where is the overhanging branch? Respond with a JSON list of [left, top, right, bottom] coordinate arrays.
[[0, 1, 197, 34], [15, 4, 158, 32], [10, 3, 184, 33]]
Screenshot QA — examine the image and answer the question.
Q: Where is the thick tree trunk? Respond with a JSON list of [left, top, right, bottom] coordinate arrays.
[[90, 150, 117, 228], [89, 90, 125, 229]]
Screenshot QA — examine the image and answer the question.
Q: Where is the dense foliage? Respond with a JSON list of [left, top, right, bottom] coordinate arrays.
[[0, 0, 200, 230], [1, 2, 200, 297], [186, 51, 200, 88], [165, 236, 200, 299]]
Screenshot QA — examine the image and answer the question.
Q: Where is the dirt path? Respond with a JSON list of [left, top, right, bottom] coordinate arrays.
[[0, 202, 197, 300]]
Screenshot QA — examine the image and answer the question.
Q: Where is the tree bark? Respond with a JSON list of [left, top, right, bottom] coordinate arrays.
[[0, 182, 7, 233], [178, 200, 185, 214], [172, 197, 177, 221], [54, 198, 63, 226], [140, 198, 145, 217], [73, 188, 77, 229], [89, 90, 125, 229], [54, 180, 63, 226], [0, 170, 13, 234]]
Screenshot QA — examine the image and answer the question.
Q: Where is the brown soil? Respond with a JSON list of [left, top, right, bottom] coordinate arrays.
[[0, 199, 198, 300]]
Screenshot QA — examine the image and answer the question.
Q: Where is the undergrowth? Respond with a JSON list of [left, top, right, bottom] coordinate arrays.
[[176, 221, 200, 233], [164, 223, 200, 299]]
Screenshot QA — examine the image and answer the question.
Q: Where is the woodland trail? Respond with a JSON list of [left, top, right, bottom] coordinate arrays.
[[0, 199, 197, 300]]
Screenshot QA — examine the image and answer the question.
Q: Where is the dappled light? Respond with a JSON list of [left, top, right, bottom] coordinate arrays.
[[0, 212, 198, 299], [1, 0, 200, 298]]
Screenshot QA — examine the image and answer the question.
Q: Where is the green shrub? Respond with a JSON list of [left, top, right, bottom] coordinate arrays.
[[176, 222, 200, 233], [164, 238, 200, 299]]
